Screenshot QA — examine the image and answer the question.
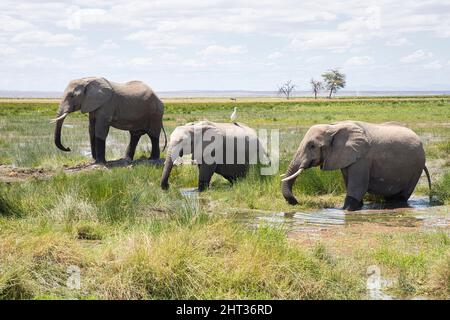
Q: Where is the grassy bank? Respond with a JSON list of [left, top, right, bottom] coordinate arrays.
[[0, 97, 449, 299], [1, 166, 448, 299]]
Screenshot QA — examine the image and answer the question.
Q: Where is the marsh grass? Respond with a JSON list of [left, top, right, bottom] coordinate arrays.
[[0, 97, 449, 299], [433, 172, 450, 204], [370, 231, 450, 298]]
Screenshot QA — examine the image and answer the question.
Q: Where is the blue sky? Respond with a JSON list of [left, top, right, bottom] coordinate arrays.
[[1, 0, 449, 91]]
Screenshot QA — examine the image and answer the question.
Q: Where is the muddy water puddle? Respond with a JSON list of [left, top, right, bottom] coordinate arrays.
[[235, 196, 449, 235], [178, 188, 449, 235]]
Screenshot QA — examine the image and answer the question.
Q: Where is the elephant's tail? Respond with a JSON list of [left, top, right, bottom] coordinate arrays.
[[161, 125, 167, 152], [423, 165, 432, 200]]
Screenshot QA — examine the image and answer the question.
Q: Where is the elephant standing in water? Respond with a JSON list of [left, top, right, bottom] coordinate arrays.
[[52, 77, 166, 164], [161, 121, 267, 191], [281, 121, 431, 211]]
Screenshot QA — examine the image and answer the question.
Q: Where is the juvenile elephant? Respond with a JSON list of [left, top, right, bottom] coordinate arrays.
[[281, 121, 431, 211], [160, 121, 266, 191], [52, 77, 166, 164]]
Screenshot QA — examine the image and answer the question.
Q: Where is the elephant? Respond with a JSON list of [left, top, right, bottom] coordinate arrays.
[[52, 77, 166, 164], [281, 121, 431, 211], [160, 120, 266, 191]]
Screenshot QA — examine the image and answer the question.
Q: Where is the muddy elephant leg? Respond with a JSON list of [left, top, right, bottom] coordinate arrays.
[[343, 161, 370, 211], [198, 164, 217, 192], [94, 119, 109, 165], [400, 171, 422, 202], [89, 113, 96, 160], [148, 133, 160, 160], [125, 131, 143, 161]]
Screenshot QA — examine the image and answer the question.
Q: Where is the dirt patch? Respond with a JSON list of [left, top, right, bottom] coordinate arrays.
[[0, 158, 165, 183], [0, 165, 53, 182]]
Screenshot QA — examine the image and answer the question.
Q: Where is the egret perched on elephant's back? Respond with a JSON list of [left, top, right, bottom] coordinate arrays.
[[160, 120, 267, 191], [230, 107, 237, 123]]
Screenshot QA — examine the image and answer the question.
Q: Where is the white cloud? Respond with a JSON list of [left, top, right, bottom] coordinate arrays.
[[181, 59, 206, 68], [0, 44, 17, 56], [385, 38, 411, 46], [126, 30, 196, 49], [11, 31, 81, 47], [268, 51, 283, 59], [100, 39, 119, 50], [123, 57, 153, 67], [71, 47, 96, 59], [290, 31, 352, 52], [422, 60, 443, 70], [0, 0, 449, 91], [305, 56, 324, 63], [198, 45, 246, 56], [345, 56, 375, 66], [400, 50, 434, 63], [0, 15, 32, 32]]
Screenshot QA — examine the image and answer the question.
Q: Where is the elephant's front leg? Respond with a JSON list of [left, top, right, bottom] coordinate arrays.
[[198, 164, 217, 191], [125, 131, 142, 162], [89, 113, 96, 161], [342, 161, 370, 211], [94, 118, 110, 165]]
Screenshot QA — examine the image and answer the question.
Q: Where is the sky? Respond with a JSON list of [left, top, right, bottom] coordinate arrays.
[[0, 0, 450, 92]]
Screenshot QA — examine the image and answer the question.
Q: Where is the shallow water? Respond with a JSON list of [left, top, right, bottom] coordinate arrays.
[[230, 195, 449, 234], [177, 189, 449, 234]]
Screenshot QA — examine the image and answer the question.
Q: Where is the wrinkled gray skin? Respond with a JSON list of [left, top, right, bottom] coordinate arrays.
[[281, 121, 431, 211], [161, 121, 265, 191], [54, 77, 166, 164]]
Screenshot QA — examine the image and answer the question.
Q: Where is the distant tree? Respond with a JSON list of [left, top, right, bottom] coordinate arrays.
[[278, 80, 296, 100], [310, 78, 323, 99], [321, 69, 346, 98]]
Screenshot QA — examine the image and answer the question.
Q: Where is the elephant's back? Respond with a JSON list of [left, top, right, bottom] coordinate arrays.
[[110, 81, 163, 132], [114, 81, 163, 111], [369, 123, 423, 152]]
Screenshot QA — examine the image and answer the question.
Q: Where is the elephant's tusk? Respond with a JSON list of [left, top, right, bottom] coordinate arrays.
[[50, 112, 68, 124], [281, 168, 303, 182]]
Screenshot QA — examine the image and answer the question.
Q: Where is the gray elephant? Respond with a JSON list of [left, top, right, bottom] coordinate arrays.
[[52, 77, 166, 164], [281, 121, 431, 211], [161, 120, 266, 191]]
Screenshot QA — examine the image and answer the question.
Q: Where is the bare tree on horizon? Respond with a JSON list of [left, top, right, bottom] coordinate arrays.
[[310, 78, 323, 99], [278, 80, 296, 100]]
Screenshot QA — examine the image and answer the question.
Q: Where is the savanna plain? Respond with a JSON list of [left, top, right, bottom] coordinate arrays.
[[0, 96, 449, 299]]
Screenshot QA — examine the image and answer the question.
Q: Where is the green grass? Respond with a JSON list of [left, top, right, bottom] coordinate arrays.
[[371, 231, 450, 298], [433, 172, 450, 204], [0, 97, 449, 299]]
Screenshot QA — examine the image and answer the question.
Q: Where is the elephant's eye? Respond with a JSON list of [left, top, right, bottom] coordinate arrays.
[[310, 144, 315, 149]]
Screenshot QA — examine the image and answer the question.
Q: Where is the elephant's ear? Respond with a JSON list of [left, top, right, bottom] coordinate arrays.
[[81, 78, 113, 114], [322, 122, 369, 170]]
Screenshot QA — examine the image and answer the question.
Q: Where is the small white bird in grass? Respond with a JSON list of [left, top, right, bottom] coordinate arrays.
[[230, 107, 237, 123]]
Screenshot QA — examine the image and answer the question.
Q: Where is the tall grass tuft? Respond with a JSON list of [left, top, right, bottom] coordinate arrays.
[[95, 211, 364, 299], [433, 172, 450, 204]]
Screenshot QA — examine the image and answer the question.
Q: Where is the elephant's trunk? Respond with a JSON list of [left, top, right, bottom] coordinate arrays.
[[54, 112, 71, 152], [281, 157, 302, 205], [160, 155, 174, 190]]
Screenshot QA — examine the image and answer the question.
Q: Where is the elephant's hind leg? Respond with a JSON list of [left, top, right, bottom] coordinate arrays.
[[125, 131, 143, 161], [198, 164, 217, 191], [148, 133, 160, 160], [395, 170, 423, 203]]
